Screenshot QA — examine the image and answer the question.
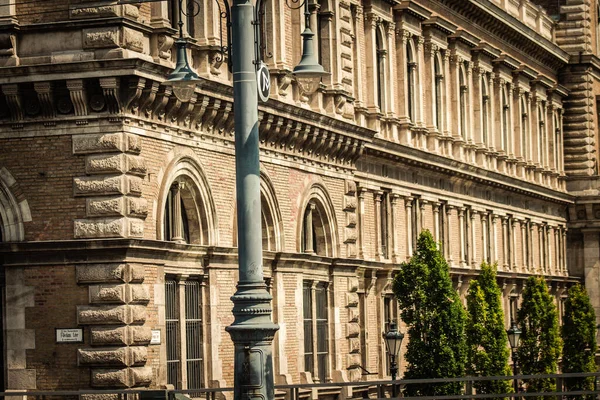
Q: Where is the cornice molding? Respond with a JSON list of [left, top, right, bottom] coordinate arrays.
[[364, 137, 574, 206]]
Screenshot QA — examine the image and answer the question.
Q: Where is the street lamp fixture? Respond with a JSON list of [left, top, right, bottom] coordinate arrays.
[[383, 321, 404, 397], [293, 4, 329, 95], [506, 319, 522, 399], [161, 3, 202, 102], [507, 319, 521, 350]]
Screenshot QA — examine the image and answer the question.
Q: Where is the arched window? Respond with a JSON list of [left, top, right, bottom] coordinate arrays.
[[459, 64, 468, 139], [481, 75, 489, 146], [521, 96, 528, 160], [407, 41, 416, 122], [434, 54, 443, 131], [157, 158, 217, 245], [376, 28, 386, 110], [502, 85, 510, 152], [299, 188, 337, 257]]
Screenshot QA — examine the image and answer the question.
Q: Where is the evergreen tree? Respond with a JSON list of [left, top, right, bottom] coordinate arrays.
[[466, 263, 512, 394], [516, 276, 561, 398], [562, 284, 597, 400], [393, 230, 467, 396]]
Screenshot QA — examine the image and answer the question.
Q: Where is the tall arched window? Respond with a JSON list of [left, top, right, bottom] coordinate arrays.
[[434, 54, 443, 131], [521, 96, 528, 160], [481, 75, 489, 146], [407, 41, 416, 122], [459, 64, 468, 139], [502, 85, 510, 152], [376, 28, 386, 110]]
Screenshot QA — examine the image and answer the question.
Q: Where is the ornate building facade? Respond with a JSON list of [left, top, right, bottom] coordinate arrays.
[[0, 0, 597, 394]]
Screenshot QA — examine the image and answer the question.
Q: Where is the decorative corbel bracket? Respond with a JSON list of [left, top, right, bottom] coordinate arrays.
[[125, 77, 147, 115], [99, 77, 122, 116], [66, 79, 89, 123], [1, 84, 24, 127], [34, 82, 57, 126]]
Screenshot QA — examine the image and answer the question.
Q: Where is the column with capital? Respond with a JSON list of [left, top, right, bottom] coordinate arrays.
[[547, 225, 554, 275], [419, 199, 427, 233], [511, 218, 518, 272], [391, 194, 399, 261], [538, 223, 544, 273], [492, 214, 499, 268], [171, 182, 185, 243], [374, 192, 383, 259], [433, 202, 441, 245], [304, 202, 316, 254], [446, 205, 454, 265], [416, 36, 426, 131], [458, 207, 466, 267], [562, 228, 568, 275], [530, 222, 537, 273], [481, 212, 489, 263], [521, 220, 527, 272], [405, 197, 414, 258], [470, 210, 477, 268], [357, 187, 366, 259], [501, 216, 509, 271]]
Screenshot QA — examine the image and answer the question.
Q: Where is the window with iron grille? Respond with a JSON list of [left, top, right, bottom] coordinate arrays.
[[303, 281, 329, 383], [165, 278, 204, 390]]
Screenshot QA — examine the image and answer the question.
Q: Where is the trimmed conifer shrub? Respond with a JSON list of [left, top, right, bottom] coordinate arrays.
[[393, 230, 467, 396], [562, 284, 597, 400], [466, 262, 512, 395], [516, 276, 561, 399]]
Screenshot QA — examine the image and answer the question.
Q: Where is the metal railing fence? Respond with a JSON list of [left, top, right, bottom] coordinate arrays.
[[0, 372, 598, 400]]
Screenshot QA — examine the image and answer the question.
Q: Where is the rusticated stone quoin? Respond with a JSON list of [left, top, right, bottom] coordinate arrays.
[[77, 305, 147, 325], [78, 346, 147, 367], [90, 326, 152, 346], [76, 264, 145, 284]]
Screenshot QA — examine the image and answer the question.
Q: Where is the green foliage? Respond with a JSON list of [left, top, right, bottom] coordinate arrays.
[[465, 263, 512, 394], [516, 276, 561, 399], [561, 284, 597, 400], [393, 230, 467, 396]]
